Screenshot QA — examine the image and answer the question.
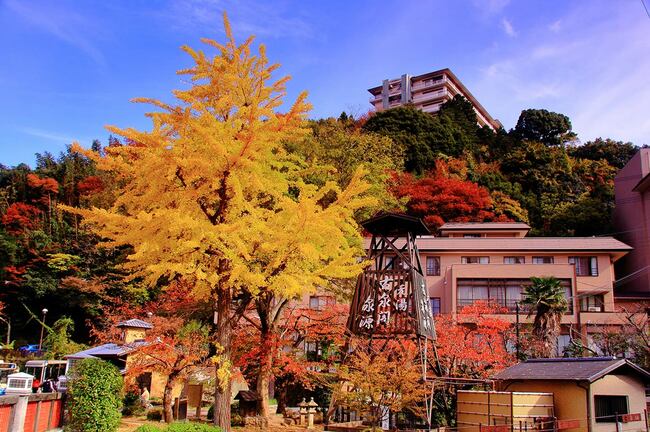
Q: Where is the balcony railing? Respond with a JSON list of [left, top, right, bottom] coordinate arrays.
[[457, 298, 573, 314]]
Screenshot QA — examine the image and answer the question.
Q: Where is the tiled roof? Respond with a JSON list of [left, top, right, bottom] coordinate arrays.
[[414, 237, 631, 252], [65, 341, 147, 359], [440, 222, 531, 230], [116, 319, 153, 329], [493, 357, 650, 383]]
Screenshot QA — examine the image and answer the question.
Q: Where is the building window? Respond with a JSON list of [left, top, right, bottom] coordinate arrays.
[[569, 256, 598, 276], [556, 335, 572, 356], [504, 256, 525, 264], [457, 278, 573, 313], [426, 257, 440, 276], [304, 341, 323, 361], [532, 256, 554, 264], [463, 234, 482, 238], [384, 256, 399, 270], [430, 298, 441, 315], [595, 395, 628, 422], [309, 295, 334, 311], [461, 256, 490, 264], [580, 295, 604, 312]]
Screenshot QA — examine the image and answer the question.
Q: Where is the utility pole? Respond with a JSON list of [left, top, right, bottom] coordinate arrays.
[[515, 302, 521, 361], [38, 308, 48, 352], [0, 316, 10, 345]]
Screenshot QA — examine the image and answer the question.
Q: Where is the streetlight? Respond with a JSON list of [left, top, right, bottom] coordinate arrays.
[[38, 308, 48, 352], [0, 315, 10, 345]]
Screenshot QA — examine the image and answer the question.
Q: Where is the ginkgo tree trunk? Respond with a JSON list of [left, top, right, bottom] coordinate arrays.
[[62, 13, 374, 431]]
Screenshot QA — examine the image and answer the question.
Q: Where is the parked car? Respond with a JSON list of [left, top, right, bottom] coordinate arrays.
[[19, 344, 43, 354]]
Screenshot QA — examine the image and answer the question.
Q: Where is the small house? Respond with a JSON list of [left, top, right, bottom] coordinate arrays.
[[493, 357, 650, 432]]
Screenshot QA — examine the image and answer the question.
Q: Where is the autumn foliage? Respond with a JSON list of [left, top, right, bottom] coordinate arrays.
[[1, 202, 41, 234], [390, 161, 511, 229]]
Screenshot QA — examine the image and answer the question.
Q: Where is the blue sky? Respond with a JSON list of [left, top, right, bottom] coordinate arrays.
[[1, 0, 649, 167]]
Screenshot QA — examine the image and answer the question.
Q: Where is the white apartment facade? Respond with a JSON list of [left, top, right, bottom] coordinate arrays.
[[367, 68, 501, 130]]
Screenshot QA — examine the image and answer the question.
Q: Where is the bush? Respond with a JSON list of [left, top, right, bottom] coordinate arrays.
[[165, 423, 222, 432], [67, 359, 123, 432], [123, 390, 146, 416], [134, 426, 164, 432], [147, 408, 164, 421]]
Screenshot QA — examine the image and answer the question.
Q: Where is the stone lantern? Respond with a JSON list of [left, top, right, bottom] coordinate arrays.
[[298, 398, 308, 425], [306, 397, 318, 429]]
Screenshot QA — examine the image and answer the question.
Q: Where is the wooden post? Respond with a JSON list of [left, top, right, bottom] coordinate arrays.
[[644, 409, 649, 432], [615, 413, 620, 432]]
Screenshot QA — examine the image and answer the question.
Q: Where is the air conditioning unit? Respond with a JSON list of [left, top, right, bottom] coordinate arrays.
[[587, 306, 602, 312]]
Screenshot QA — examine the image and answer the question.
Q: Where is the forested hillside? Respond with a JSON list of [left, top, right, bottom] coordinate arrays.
[[0, 96, 639, 344]]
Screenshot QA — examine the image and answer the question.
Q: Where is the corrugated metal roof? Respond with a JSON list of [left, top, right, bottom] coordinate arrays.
[[493, 357, 650, 383], [116, 319, 153, 329], [440, 222, 531, 230]]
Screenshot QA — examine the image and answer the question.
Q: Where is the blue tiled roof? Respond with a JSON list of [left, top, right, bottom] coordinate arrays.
[[65, 341, 148, 359], [116, 319, 153, 329]]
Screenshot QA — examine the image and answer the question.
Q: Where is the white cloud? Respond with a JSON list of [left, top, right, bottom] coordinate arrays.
[[501, 18, 517, 37], [164, 0, 313, 40], [473, 1, 650, 145], [4, 0, 106, 66], [20, 128, 81, 144]]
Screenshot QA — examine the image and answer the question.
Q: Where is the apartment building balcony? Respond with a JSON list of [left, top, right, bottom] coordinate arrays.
[[451, 263, 579, 324], [412, 88, 448, 103], [412, 76, 447, 91]]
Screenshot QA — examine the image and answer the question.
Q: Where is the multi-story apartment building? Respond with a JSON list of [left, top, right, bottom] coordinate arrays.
[[367, 68, 502, 130], [613, 148, 650, 301]]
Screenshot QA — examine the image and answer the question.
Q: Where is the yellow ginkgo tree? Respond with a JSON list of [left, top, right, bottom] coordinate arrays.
[[62, 14, 374, 430]]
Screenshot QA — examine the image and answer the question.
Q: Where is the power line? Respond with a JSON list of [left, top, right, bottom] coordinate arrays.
[[642, 0, 650, 19]]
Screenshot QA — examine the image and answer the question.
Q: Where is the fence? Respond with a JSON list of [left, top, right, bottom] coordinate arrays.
[[0, 393, 64, 432]]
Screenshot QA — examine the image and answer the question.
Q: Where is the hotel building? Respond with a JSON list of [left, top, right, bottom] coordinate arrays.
[[613, 148, 650, 301], [367, 68, 502, 130]]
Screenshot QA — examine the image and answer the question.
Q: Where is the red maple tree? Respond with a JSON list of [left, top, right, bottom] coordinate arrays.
[[1, 202, 42, 235], [430, 301, 515, 425], [390, 163, 510, 230]]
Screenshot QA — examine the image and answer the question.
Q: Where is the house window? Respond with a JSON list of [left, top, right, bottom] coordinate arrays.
[[461, 256, 489, 264], [430, 298, 441, 315], [532, 256, 554, 264], [457, 278, 573, 313], [504, 256, 525, 264], [556, 335, 572, 356], [426, 257, 441, 276], [580, 295, 604, 312], [304, 341, 323, 361], [569, 256, 599, 276], [595, 395, 628, 422], [309, 296, 334, 311]]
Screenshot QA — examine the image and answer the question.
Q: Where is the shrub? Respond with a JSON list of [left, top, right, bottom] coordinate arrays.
[[123, 390, 146, 416], [147, 408, 164, 421], [67, 359, 123, 432], [165, 423, 222, 432], [231, 414, 244, 427], [134, 426, 163, 432]]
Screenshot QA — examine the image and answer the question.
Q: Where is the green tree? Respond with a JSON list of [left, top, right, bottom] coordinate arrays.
[[43, 316, 85, 359], [291, 117, 404, 220], [521, 276, 569, 357], [513, 109, 575, 146], [569, 138, 639, 169], [67, 359, 123, 432]]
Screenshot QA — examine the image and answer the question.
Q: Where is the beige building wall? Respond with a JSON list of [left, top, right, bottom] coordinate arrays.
[[500, 380, 588, 432], [590, 374, 646, 432], [421, 251, 617, 318]]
